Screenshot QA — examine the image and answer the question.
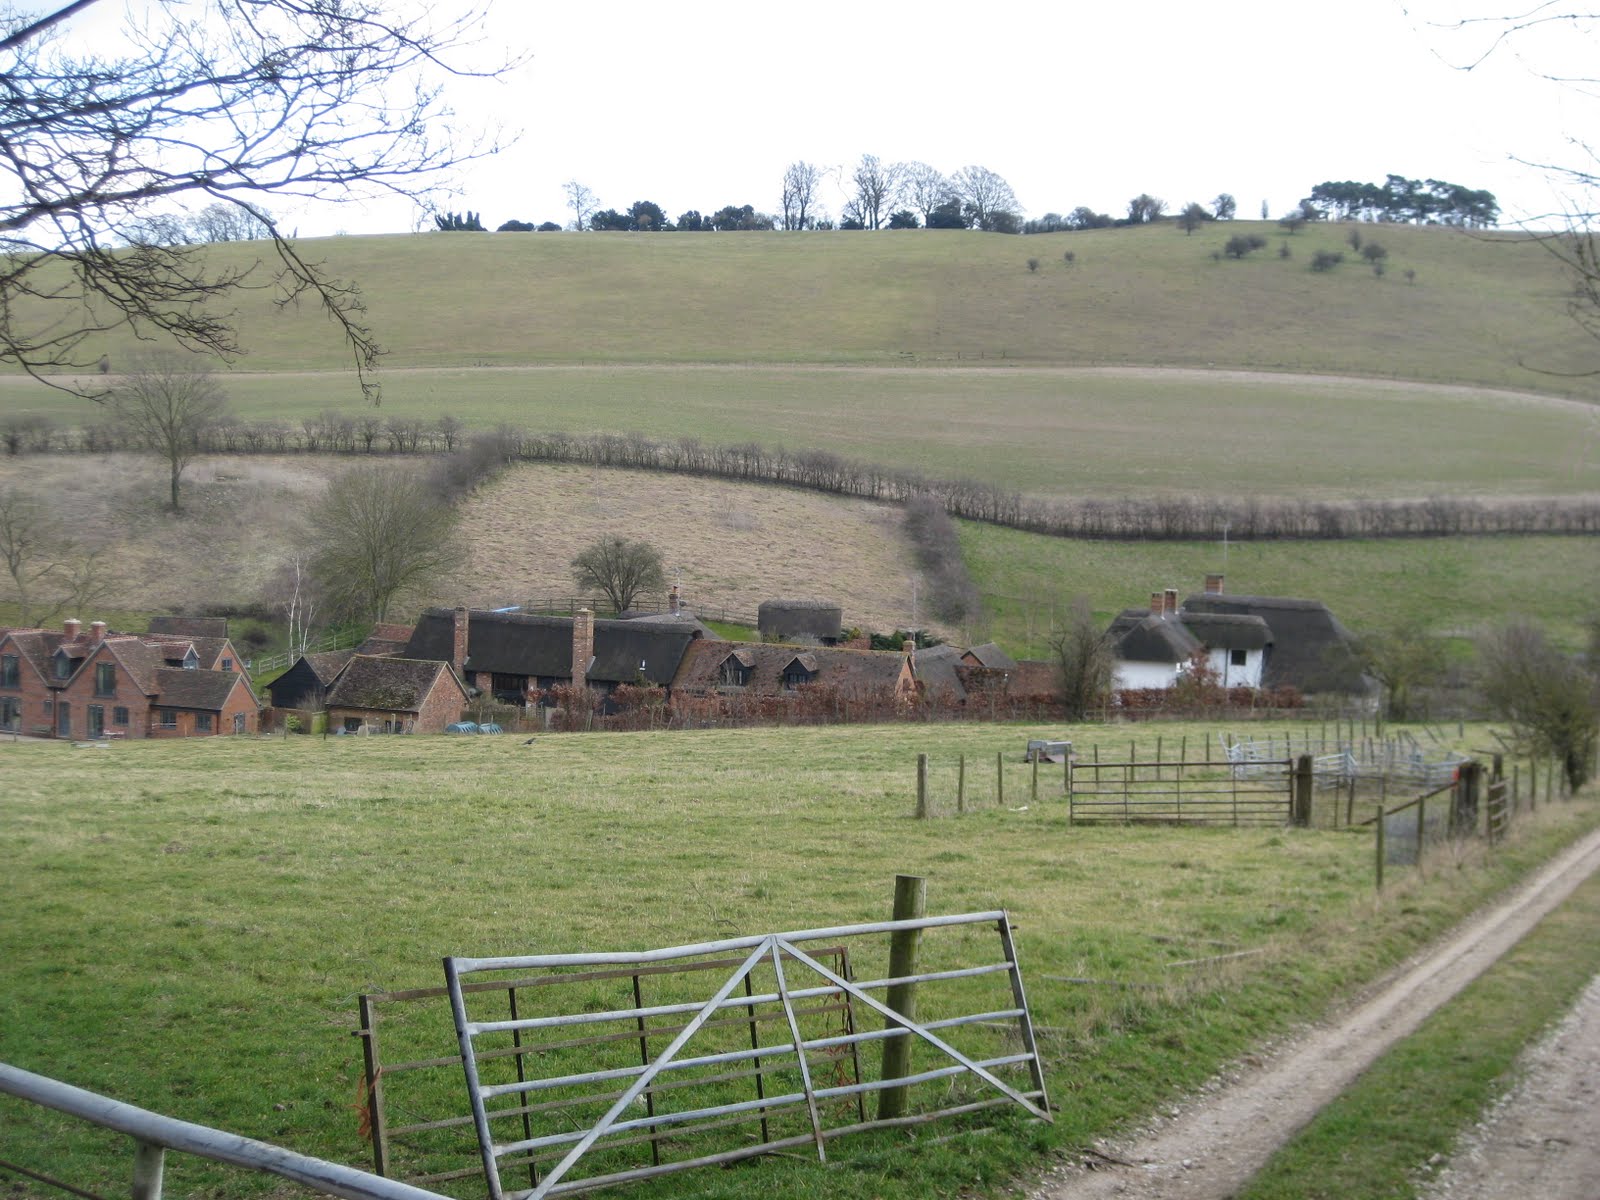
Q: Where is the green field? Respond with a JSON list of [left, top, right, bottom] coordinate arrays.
[[2, 724, 1595, 1199], [2, 221, 1599, 503], [961, 527, 1600, 655]]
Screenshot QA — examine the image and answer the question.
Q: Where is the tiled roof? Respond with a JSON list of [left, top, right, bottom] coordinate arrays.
[[965, 642, 1019, 670], [302, 650, 357, 684], [154, 667, 253, 711], [325, 655, 463, 712]]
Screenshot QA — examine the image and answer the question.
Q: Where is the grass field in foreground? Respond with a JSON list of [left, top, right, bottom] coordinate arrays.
[[961, 525, 1600, 656], [3, 365, 1597, 502], [1, 722, 1595, 1200], [1237, 855, 1600, 1200]]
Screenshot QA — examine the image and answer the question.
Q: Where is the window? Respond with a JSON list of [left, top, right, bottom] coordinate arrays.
[[196, 712, 212, 732], [719, 658, 751, 687], [95, 662, 116, 696], [0, 697, 19, 728], [53, 650, 71, 679], [221, 658, 233, 672], [183, 648, 199, 670], [1230, 649, 1248, 667], [158, 709, 177, 728], [0, 654, 18, 688], [782, 666, 813, 690], [88, 704, 104, 737], [113, 707, 129, 726]]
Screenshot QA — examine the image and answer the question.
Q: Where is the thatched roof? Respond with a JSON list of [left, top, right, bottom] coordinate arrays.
[[672, 639, 910, 696], [1180, 592, 1368, 692], [405, 608, 699, 687], [757, 599, 843, 641], [1177, 612, 1271, 652], [1113, 615, 1203, 665]]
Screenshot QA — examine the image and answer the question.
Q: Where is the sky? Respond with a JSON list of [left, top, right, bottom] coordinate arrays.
[[55, 0, 1600, 235]]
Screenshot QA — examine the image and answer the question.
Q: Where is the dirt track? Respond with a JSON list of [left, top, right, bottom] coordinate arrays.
[[1031, 825, 1600, 1200]]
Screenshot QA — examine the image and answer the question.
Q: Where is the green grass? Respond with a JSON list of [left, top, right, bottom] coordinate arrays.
[[1237, 856, 1600, 1200], [9, 223, 1596, 390], [1, 722, 1595, 1199], [960, 526, 1600, 655]]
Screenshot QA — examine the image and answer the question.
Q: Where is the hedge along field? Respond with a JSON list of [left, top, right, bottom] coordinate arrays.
[[960, 524, 1600, 657], [0, 222, 1594, 391], [3, 367, 1599, 503], [2, 724, 1597, 1200]]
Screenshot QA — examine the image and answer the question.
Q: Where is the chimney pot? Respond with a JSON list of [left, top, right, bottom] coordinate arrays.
[[1150, 591, 1165, 618], [90, 620, 106, 644], [669, 584, 680, 617], [1205, 573, 1225, 595], [1164, 588, 1179, 616], [63, 617, 81, 640]]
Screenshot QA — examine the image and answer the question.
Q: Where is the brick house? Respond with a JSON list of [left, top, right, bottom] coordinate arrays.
[[322, 655, 469, 734], [0, 618, 259, 738]]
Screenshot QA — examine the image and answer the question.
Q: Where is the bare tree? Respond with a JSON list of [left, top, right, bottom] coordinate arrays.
[[780, 161, 825, 231], [850, 155, 903, 231], [0, 0, 518, 404], [311, 464, 461, 624], [570, 537, 665, 614], [1047, 599, 1114, 720], [0, 489, 108, 625], [266, 553, 321, 658], [110, 353, 229, 511], [1213, 193, 1238, 220], [564, 180, 599, 232], [952, 165, 1020, 231], [187, 202, 274, 244], [903, 162, 954, 223], [1478, 619, 1599, 792]]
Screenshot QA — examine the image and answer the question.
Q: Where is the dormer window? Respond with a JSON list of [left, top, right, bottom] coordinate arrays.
[[183, 647, 199, 670], [53, 649, 72, 679], [719, 650, 754, 688], [782, 654, 817, 690]]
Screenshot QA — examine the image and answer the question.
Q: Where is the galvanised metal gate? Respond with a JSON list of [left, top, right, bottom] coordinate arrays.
[[443, 911, 1049, 1199]]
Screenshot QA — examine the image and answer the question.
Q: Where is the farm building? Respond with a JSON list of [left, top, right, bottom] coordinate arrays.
[[403, 606, 710, 706], [1106, 576, 1366, 695], [267, 649, 357, 713], [0, 617, 259, 738], [757, 599, 843, 645], [323, 655, 469, 734], [670, 638, 914, 700]]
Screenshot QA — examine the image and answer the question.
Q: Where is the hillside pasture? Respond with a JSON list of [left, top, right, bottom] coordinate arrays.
[[1, 723, 1594, 1200], [2, 222, 1595, 393], [5, 366, 1598, 503]]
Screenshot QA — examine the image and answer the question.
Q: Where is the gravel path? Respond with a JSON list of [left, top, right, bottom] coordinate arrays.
[[1030, 825, 1600, 1200], [1417, 972, 1600, 1200]]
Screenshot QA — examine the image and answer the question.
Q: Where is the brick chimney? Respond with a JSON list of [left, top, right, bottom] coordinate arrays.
[[1150, 591, 1165, 618], [90, 620, 106, 644], [668, 584, 680, 617], [1205, 573, 1225, 595], [572, 608, 595, 690], [1164, 588, 1179, 616], [63, 617, 81, 641], [451, 606, 469, 679]]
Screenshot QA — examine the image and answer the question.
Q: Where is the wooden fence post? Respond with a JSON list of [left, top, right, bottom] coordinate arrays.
[[1375, 805, 1385, 891], [1031, 753, 1039, 804], [1292, 755, 1313, 827], [878, 874, 927, 1121], [1453, 761, 1482, 837], [997, 751, 1004, 808], [957, 754, 966, 814], [915, 754, 929, 820]]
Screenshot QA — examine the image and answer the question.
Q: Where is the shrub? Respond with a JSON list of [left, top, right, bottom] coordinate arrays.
[[1310, 249, 1344, 272], [1026, 257, 1040, 272]]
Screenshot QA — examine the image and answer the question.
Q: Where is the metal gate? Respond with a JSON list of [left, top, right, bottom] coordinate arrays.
[[443, 911, 1049, 1199]]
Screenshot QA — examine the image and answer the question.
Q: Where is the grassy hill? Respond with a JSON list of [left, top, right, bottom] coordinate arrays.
[[23, 221, 1592, 388]]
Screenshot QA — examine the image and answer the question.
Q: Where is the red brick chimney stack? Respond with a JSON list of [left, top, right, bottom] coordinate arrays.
[[1205, 573, 1225, 595], [90, 621, 106, 644], [669, 584, 680, 617], [63, 618, 81, 641], [1164, 588, 1179, 616], [451, 606, 469, 680], [1150, 591, 1165, 619], [572, 608, 595, 690]]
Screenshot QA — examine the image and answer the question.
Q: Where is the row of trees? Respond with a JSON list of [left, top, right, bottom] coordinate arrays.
[[1302, 177, 1499, 227], [12, 415, 1600, 541]]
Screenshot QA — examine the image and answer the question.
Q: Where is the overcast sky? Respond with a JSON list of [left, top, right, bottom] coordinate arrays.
[[66, 1, 1600, 235]]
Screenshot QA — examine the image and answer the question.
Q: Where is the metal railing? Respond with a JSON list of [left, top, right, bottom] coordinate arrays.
[[0, 1063, 448, 1200]]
